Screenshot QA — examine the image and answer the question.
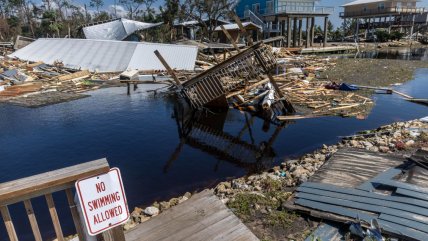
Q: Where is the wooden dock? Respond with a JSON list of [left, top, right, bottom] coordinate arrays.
[[125, 189, 259, 241], [300, 46, 357, 54]]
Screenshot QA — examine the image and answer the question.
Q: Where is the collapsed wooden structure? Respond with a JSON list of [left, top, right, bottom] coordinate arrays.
[[181, 42, 295, 117]]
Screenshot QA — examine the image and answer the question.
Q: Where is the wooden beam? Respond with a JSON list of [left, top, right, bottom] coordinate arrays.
[[24, 200, 43, 241], [154, 50, 181, 86], [220, 25, 241, 52], [46, 193, 64, 241], [0, 206, 18, 241], [232, 14, 253, 46], [0, 158, 110, 206], [65, 189, 85, 241], [102, 226, 126, 241]]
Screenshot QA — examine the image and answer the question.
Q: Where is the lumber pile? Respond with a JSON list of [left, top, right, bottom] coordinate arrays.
[[279, 79, 373, 117], [0, 57, 118, 99]]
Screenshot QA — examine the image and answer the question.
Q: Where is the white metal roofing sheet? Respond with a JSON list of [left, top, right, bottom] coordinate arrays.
[[9, 38, 198, 72], [127, 42, 198, 71]]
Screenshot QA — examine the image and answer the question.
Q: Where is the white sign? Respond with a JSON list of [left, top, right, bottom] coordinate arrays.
[[75, 168, 130, 236]]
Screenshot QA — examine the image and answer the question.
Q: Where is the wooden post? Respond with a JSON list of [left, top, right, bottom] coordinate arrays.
[[102, 226, 126, 241], [24, 199, 43, 241], [306, 17, 310, 48], [311, 17, 315, 47], [154, 50, 181, 86], [220, 25, 241, 52], [232, 14, 253, 46], [293, 17, 297, 47], [127, 82, 130, 95], [287, 17, 292, 47], [0, 206, 18, 241], [323, 16, 328, 47], [65, 189, 85, 241], [45, 193, 65, 241], [298, 18, 303, 47]]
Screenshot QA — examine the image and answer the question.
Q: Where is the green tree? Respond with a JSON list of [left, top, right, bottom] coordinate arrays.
[[183, 0, 237, 41], [119, 0, 154, 19], [90, 0, 104, 13]]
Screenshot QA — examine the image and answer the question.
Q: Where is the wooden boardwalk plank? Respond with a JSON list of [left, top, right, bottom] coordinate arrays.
[[125, 190, 258, 241]]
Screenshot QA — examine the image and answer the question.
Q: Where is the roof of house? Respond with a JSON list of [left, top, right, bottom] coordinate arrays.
[[9, 38, 198, 72], [214, 22, 262, 31], [82, 18, 162, 41], [342, 0, 399, 7]]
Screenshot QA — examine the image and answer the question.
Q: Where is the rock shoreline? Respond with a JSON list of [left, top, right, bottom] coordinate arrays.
[[125, 117, 428, 238]]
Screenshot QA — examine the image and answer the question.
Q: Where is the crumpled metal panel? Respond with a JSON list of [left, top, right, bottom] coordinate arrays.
[[83, 18, 162, 41], [9, 38, 197, 72], [83, 20, 128, 41]]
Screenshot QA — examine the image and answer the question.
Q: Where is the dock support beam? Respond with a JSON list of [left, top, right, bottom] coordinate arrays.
[[323, 16, 328, 47], [298, 18, 303, 47], [293, 17, 297, 47], [310, 17, 315, 47], [306, 17, 310, 48], [355, 18, 360, 43], [287, 17, 292, 47]]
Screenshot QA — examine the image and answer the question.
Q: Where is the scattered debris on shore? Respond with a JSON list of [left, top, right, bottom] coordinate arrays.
[[212, 117, 428, 240]]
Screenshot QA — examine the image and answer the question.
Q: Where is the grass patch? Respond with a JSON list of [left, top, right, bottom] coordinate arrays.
[[228, 193, 275, 217], [260, 177, 284, 192], [267, 210, 298, 228]]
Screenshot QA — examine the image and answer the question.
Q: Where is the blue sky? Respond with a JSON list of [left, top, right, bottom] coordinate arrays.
[[72, 0, 428, 28]]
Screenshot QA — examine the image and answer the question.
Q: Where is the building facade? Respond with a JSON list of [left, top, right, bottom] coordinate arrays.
[[340, 0, 427, 40], [235, 0, 334, 47]]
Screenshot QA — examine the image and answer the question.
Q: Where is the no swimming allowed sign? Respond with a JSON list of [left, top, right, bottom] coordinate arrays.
[[75, 168, 130, 236]]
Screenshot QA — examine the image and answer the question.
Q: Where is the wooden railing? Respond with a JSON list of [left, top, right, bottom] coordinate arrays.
[[0, 158, 125, 241]]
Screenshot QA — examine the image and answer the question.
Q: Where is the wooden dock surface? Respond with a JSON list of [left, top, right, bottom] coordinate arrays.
[[125, 189, 259, 241]]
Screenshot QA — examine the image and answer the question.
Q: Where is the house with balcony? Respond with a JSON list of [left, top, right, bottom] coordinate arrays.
[[340, 0, 428, 39], [235, 0, 334, 47]]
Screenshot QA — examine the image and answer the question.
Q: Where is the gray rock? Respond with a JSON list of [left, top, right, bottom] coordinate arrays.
[[144, 206, 159, 216]]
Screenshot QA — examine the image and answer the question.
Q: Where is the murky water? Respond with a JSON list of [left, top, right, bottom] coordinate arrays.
[[0, 69, 427, 240]]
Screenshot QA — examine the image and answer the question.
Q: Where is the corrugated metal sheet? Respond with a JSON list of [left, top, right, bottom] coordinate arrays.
[[83, 18, 162, 41], [9, 38, 198, 72], [128, 42, 198, 71]]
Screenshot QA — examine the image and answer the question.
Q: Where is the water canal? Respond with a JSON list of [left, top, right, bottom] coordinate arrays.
[[0, 66, 427, 240]]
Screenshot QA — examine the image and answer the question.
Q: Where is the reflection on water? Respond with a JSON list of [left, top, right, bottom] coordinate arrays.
[[0, 69, 427, 240], [338, 47, 428, 61]]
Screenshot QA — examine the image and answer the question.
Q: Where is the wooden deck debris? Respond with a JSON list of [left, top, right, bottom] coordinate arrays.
[[286, 148, 428, 241], [125, 189, 259, 241]]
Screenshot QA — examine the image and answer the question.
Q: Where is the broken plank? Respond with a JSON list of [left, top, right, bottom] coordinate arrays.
[[56, 70, 90, 82]]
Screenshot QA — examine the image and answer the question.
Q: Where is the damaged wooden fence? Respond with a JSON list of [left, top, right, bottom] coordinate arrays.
[[181, 42, 294, 113], [0, 159, 124, 241]]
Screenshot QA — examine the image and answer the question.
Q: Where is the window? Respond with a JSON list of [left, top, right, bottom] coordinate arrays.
[[378, 3, 385, 10], [363, 5, 367, 12], [266, 1, 273, 14], [252, 3, 260, 13]]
